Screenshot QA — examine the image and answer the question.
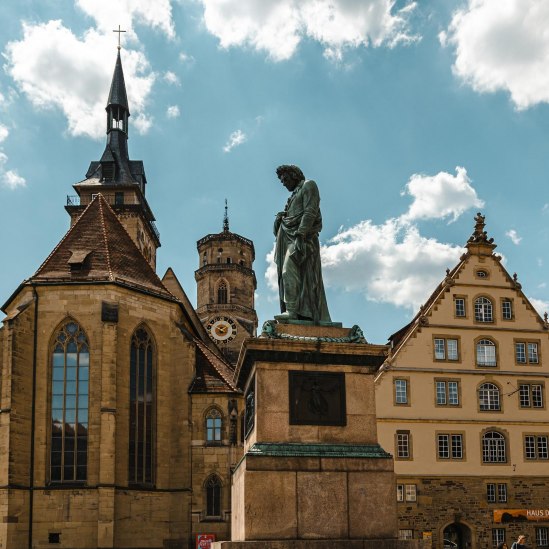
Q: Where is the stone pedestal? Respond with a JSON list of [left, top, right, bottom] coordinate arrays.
[[219, 320, 409, 549]]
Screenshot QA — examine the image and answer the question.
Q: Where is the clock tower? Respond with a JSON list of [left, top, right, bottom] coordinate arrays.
[[195, 202, 258, 364]]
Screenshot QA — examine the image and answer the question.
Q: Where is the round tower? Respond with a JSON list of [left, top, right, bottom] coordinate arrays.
[[195, 201, 258, 364]]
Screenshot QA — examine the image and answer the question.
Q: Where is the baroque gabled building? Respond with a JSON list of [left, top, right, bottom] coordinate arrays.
[[0, 49, 247, 549], [376, 214, 549, 549]]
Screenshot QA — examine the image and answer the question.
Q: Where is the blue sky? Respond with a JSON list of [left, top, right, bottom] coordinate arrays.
[[1, 0, 549, 343]]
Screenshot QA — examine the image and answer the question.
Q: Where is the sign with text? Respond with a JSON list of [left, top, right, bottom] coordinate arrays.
[[494, 509, 549, 523], [196, 534, 216, 549]]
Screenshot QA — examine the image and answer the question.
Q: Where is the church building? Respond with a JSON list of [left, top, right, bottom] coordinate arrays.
[[0, 49, 249, 549]]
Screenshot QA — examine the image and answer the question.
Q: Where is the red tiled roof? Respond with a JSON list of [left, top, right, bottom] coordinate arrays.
[[31, 194, 174, 299]]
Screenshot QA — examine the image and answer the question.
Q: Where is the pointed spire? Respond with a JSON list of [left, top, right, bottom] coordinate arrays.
[[223, 199, 230, 232], [107, 49, 130, 114]]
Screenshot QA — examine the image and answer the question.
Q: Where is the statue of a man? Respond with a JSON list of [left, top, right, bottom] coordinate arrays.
[[273, 164, 331, 322]]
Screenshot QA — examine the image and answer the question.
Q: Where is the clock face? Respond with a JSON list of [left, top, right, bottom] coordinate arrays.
[[207, 316, 237, 343]]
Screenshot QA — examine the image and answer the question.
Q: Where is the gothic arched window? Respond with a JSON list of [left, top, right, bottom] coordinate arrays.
[[217, 281, 228, 304], [129, 326, 155, 484], [205, 408, 222, 443], [205, 475, 222, 517], [50, 320, 89, 483], [482, 431, 507, 463]]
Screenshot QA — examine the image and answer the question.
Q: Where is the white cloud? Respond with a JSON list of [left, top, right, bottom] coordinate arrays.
[[0, 124, 8, 143], [75, 0, 175, 39], [506, 229, 522, 245], [4, 21, 155, 139], [0, 152, 26, 189], [199, 0, 418, 62], [444, 0, 549, 109], [223, 129, 247, 152], [266, 167, 485, 310], [529, 297, 549, 316], [322, 220, 463, 309], [401, 166, 484, 223], [133, 113, 153, 134], [163, 71, 180, 85], [166, 105, 180, 118], [179, 51, 195, 64]]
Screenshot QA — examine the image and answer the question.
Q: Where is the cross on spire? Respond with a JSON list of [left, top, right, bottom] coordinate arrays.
[[113, 25, 126, 50]]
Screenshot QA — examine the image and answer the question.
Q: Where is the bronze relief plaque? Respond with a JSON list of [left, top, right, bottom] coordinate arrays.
[[289, 371, 346, 426]]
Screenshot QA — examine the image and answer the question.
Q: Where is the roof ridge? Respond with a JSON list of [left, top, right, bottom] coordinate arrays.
[[33, 196, 100, 277], [194, 337, 238, 392], [97, 195, 114, 281], [96, 194, 176, 298]]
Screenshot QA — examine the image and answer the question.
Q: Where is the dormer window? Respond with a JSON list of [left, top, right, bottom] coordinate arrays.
[[68, 249, 91, 274]]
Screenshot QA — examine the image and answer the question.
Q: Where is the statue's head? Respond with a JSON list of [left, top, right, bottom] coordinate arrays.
[[276, 165, 305, 191]]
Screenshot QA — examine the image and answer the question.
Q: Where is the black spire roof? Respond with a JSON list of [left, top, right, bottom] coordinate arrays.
[[107, 50, 130, 113], [75, 50, 147, 191]]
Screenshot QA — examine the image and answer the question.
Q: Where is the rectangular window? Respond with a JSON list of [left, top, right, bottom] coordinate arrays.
[[537, 527, 549, 547], [519, 384, 544, 408], [405, 484, 417, 502], [525, 435, 549, 460], [399, 530, 414, 540], [498, 483, 507, 503], [436, 380, 460, 406], [529, 343, 540, 364], [437, 433, 463, 459], [502, 299, 513, 320], [492, 529, 506, 547], [395, 379, 408, 405], [486, 483, 508, 503], [396, 431, 411, 459], [454, 297, 466, 317], [516, 341, 540, 364], [396, 484, 404, 502], [434, 338, 459, 361]]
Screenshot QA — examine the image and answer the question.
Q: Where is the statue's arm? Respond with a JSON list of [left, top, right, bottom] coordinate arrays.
[[297, 180, 320, 237], [273, 211, 284, 235]]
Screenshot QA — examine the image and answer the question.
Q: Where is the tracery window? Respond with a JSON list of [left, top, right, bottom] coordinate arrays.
[[129, 327, 155, 484], [50, 320, 89, 483], [479, 382, 501, 411], [482, 431, 507, 463], [206, 408, 222, 443], [475, 297, 493, 322], [205, 475, 222, 517], [217, 281, 228, 304]]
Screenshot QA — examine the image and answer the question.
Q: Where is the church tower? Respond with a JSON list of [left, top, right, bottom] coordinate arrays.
[[65, 49, 160, 269], [195, 201, 258, 364]]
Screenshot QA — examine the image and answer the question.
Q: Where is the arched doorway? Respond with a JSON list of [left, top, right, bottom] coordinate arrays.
[[443, 523, 472, 549]]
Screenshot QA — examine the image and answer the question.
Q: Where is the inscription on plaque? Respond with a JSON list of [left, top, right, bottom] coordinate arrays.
[[289, 371, 346, 426]]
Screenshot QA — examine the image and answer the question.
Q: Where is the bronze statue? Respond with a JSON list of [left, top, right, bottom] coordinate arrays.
[[273, 165, 331, 322]]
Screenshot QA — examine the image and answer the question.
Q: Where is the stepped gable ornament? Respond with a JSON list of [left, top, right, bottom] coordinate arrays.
[[512, 272, 522, 290], [467, 212, 495, 246], [544, 312, 549, 330], [273, 164, 331, 323]]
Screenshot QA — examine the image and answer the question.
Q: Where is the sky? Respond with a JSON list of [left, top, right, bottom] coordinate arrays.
[[2, 0, 549, 343]]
